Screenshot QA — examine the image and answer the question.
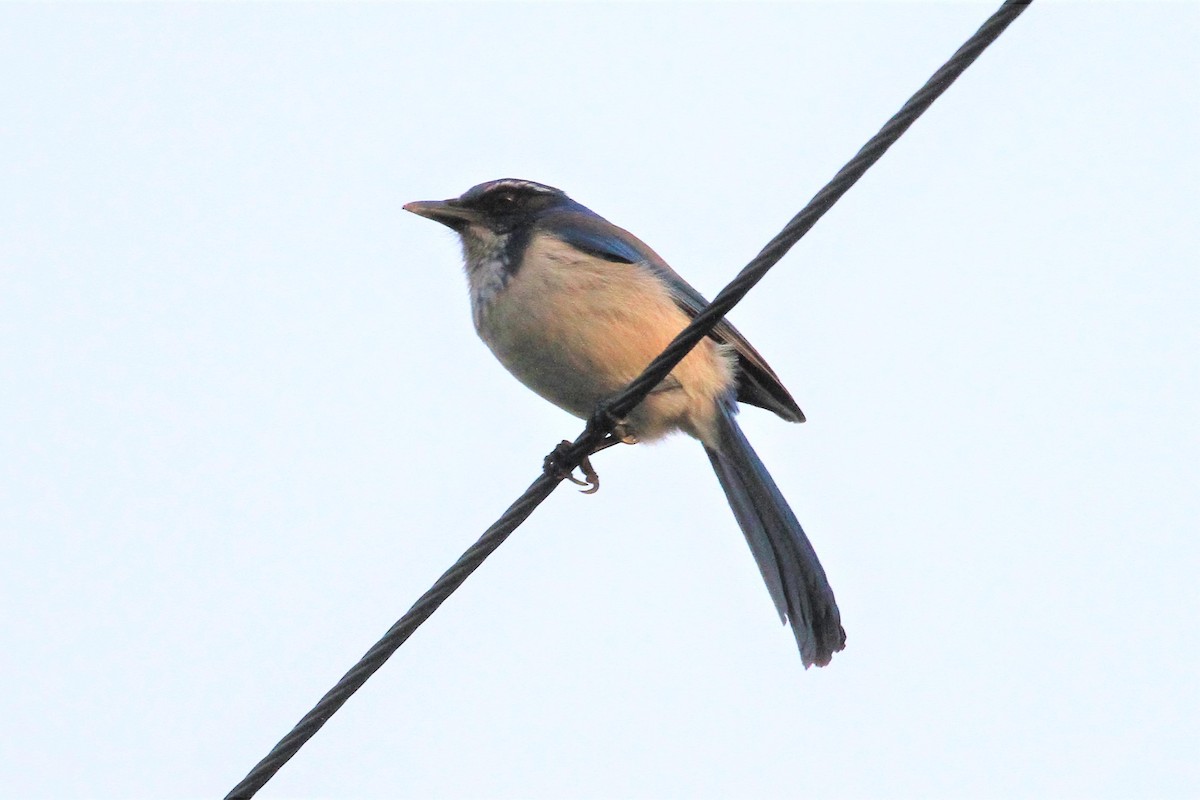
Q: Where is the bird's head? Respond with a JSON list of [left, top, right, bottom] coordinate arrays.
[[404, 178, 574, 237], [405, 178, 582, 268]]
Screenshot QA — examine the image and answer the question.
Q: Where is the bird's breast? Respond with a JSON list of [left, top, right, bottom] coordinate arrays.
[[473, 234, 736, 442]]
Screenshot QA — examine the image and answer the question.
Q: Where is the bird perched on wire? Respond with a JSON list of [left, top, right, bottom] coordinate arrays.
[[404, 179, 845, 667]]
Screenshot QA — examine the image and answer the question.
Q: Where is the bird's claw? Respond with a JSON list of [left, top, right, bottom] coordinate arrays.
[[544, 440, 600, 494], [568, 454, 600, 494], [585, 403, 639, 446], [611, 423, 638, 445]]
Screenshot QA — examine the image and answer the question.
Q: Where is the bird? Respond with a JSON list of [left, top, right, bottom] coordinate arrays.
[[404, 178, 845, 667]]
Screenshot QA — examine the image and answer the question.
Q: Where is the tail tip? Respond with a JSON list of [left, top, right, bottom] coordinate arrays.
[[798, 623, 847, 669]]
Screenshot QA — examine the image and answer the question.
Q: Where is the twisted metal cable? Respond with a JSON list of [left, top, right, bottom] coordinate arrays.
[[224, 3, 1031, 797], [225, 474, 560, 800], [599, 0, 1031, 428]]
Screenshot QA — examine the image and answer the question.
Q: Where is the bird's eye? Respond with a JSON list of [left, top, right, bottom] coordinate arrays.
[[494, 191, 516, 206]]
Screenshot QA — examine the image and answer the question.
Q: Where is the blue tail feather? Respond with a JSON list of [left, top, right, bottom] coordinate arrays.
[[705, 402, 845, 667]]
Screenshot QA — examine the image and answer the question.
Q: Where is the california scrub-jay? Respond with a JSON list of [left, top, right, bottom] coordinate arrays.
[[405, 179, 845, 667]]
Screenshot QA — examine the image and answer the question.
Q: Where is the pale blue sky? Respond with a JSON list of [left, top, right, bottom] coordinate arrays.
[[1, 3, 1197, 798]]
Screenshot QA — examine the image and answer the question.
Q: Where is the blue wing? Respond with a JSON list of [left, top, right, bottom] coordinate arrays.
[[537, 207, 805, 423]]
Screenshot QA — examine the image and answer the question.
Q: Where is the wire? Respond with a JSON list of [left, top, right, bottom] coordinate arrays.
[[223, 3, 1032, 797], [224, 474, 559, 800]]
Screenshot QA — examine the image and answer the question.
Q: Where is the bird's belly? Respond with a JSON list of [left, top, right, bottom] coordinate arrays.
[[485, 330, 613, 419], [474, 238, 736, 441], [479, 278, 633, 419]]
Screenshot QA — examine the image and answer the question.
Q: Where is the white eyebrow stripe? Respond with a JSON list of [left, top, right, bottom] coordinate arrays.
[[473, 179, 560, 197]]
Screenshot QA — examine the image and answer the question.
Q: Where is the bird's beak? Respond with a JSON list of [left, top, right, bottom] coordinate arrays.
[[403, 198, 477, 230]]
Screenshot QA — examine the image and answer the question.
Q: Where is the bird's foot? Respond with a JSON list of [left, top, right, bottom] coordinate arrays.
[[611, 423, 639, 445], [544, 440, 600, 494], [586, 402, 639, 445]]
